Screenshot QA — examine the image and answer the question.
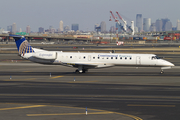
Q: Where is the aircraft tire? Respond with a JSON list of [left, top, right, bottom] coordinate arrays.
[[75, 69, 79, 74]]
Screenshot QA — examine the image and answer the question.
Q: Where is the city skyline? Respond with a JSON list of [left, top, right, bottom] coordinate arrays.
[[1, 0, 180, 32], [4, 17, 180, 33]]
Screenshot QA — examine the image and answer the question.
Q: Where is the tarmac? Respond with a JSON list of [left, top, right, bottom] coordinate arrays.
[[0, 44, 180, 120]]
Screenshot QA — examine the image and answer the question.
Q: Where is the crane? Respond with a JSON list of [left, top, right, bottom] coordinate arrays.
[[116, 11, 134, 35], [110, 11, 126, 32], [116, 11, 127, 32]]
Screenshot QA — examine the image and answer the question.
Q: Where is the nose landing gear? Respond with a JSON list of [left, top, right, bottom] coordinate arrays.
[[160, 70, 164, 74]]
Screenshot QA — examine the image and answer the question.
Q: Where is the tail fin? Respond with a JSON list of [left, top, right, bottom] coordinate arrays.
[[10, 35, 34, 55]]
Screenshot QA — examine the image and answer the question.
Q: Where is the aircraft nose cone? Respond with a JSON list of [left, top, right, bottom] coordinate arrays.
[[159, 60, 175, 67], [169, 62, 175, 67], [165, 60, 174, 66]]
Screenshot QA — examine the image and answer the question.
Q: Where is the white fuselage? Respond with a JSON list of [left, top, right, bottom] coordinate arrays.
[[22, 48, 174, 70]]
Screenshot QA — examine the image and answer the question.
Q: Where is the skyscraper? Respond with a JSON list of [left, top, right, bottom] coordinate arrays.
[[26, 25, 31, 33], [59, 21, 63, 32], [143, 18, 151, 32], [100, 21, 106, 33], [19, 28, 22, 32], [177, 19, 180, 30], [7, 25, 12, 32], [94, 24, 101, 32], [12, 23, 17, 34], [161, 18, 171, 31], [136, 14, 143, 32], [71, 24, 79, 31], [39, 27, 44, 33], [156, 19, 163, 31], [149, 23, 156, 32], [165, 21, 172, 31]]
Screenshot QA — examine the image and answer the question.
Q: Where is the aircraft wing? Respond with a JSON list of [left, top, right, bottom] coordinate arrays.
[[62, 62, 114, 69]]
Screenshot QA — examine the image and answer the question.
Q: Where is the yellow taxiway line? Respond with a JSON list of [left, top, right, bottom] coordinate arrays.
[[127, 104, 175, 107], [50, 76, 64, 79], [0, 105, 46, 111], [27, 111, 113, 116]]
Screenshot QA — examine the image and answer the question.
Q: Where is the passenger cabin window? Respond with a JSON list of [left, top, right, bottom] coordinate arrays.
[[120, 57, 122, 59], [93, 57, 95, 59], [70, 56, 72, 58], [107, 57, 108, 59], [130, 57, 132, 60], [125, 57, 127, 59], [111, 57, 113, 59], [84, 56, 86, 59], [116, 57, 117, 59], [98, 57, 100, 59]]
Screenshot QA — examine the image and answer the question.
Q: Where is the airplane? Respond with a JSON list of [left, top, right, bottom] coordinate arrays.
[[11, 35, 174, 74]]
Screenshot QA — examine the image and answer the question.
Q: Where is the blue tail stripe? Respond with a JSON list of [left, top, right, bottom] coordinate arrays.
[[11, 35, 34, 54]]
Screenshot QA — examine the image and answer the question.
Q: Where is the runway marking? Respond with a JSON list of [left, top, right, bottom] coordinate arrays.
[[0, 105, 46, 111], [0, 103, 142, 120], [26, 105, 142, 120], [50, 76, 64, 79], [127, 104, 175, 107], [23, 71, 32, 72], [68, 80, 97, 83], [3, 78, 36, 81], [27, 111, 114, 116], [113, 112, 143, 120]]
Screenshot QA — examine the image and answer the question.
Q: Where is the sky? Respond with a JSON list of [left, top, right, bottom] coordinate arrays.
[[1, 0, 180, 32]]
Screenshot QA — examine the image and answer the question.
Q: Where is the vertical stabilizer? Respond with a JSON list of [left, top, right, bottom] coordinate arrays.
[[10, 35, 34, 55]]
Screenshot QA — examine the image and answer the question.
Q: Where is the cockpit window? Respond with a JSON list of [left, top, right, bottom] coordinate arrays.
[[151, 56, 160, 60], [155, 56, 160, 59]]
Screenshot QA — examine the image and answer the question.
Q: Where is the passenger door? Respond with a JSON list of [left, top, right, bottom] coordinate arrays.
[[136, 56, 141, 65], [88, 55, 91, 61]]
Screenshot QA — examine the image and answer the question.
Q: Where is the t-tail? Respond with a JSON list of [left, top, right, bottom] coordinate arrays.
[[10, 35, 34, 56]]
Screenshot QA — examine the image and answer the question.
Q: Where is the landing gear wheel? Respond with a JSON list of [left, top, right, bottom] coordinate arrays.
[[75, 69, 79, 74], [82, 69, 87, 73], [160, 70, 164, 74]]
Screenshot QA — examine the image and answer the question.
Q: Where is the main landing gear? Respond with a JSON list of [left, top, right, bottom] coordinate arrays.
[[75, 69, 88, 73], [75, 65, 88, 73]]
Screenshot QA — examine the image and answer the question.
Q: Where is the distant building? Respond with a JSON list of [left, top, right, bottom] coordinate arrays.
[[12, 23, 17, 34], [143, 18, 151, 32], [172, 27, 177, 31], [116, 23, 122, 32], [161, 18, 170, 31], [19, 28, 22, 32], [100, 21, 106, 33], [94, 24, 100, 32], [136, 14, 143, 32], [59, 21, 63, 32], [7, 25, 12, 32], [48, 26, 56, 33], [156, 19, 163, 31], [26, 25, 31, 33], [165, 21, 172, 31], [149, 23, 156, 32], [71, 24, 79, 31], [64, 25, 70, 32], [39, 27, 44, 33], [177, 19, 180, 30], [110, 26, 116, 33]]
